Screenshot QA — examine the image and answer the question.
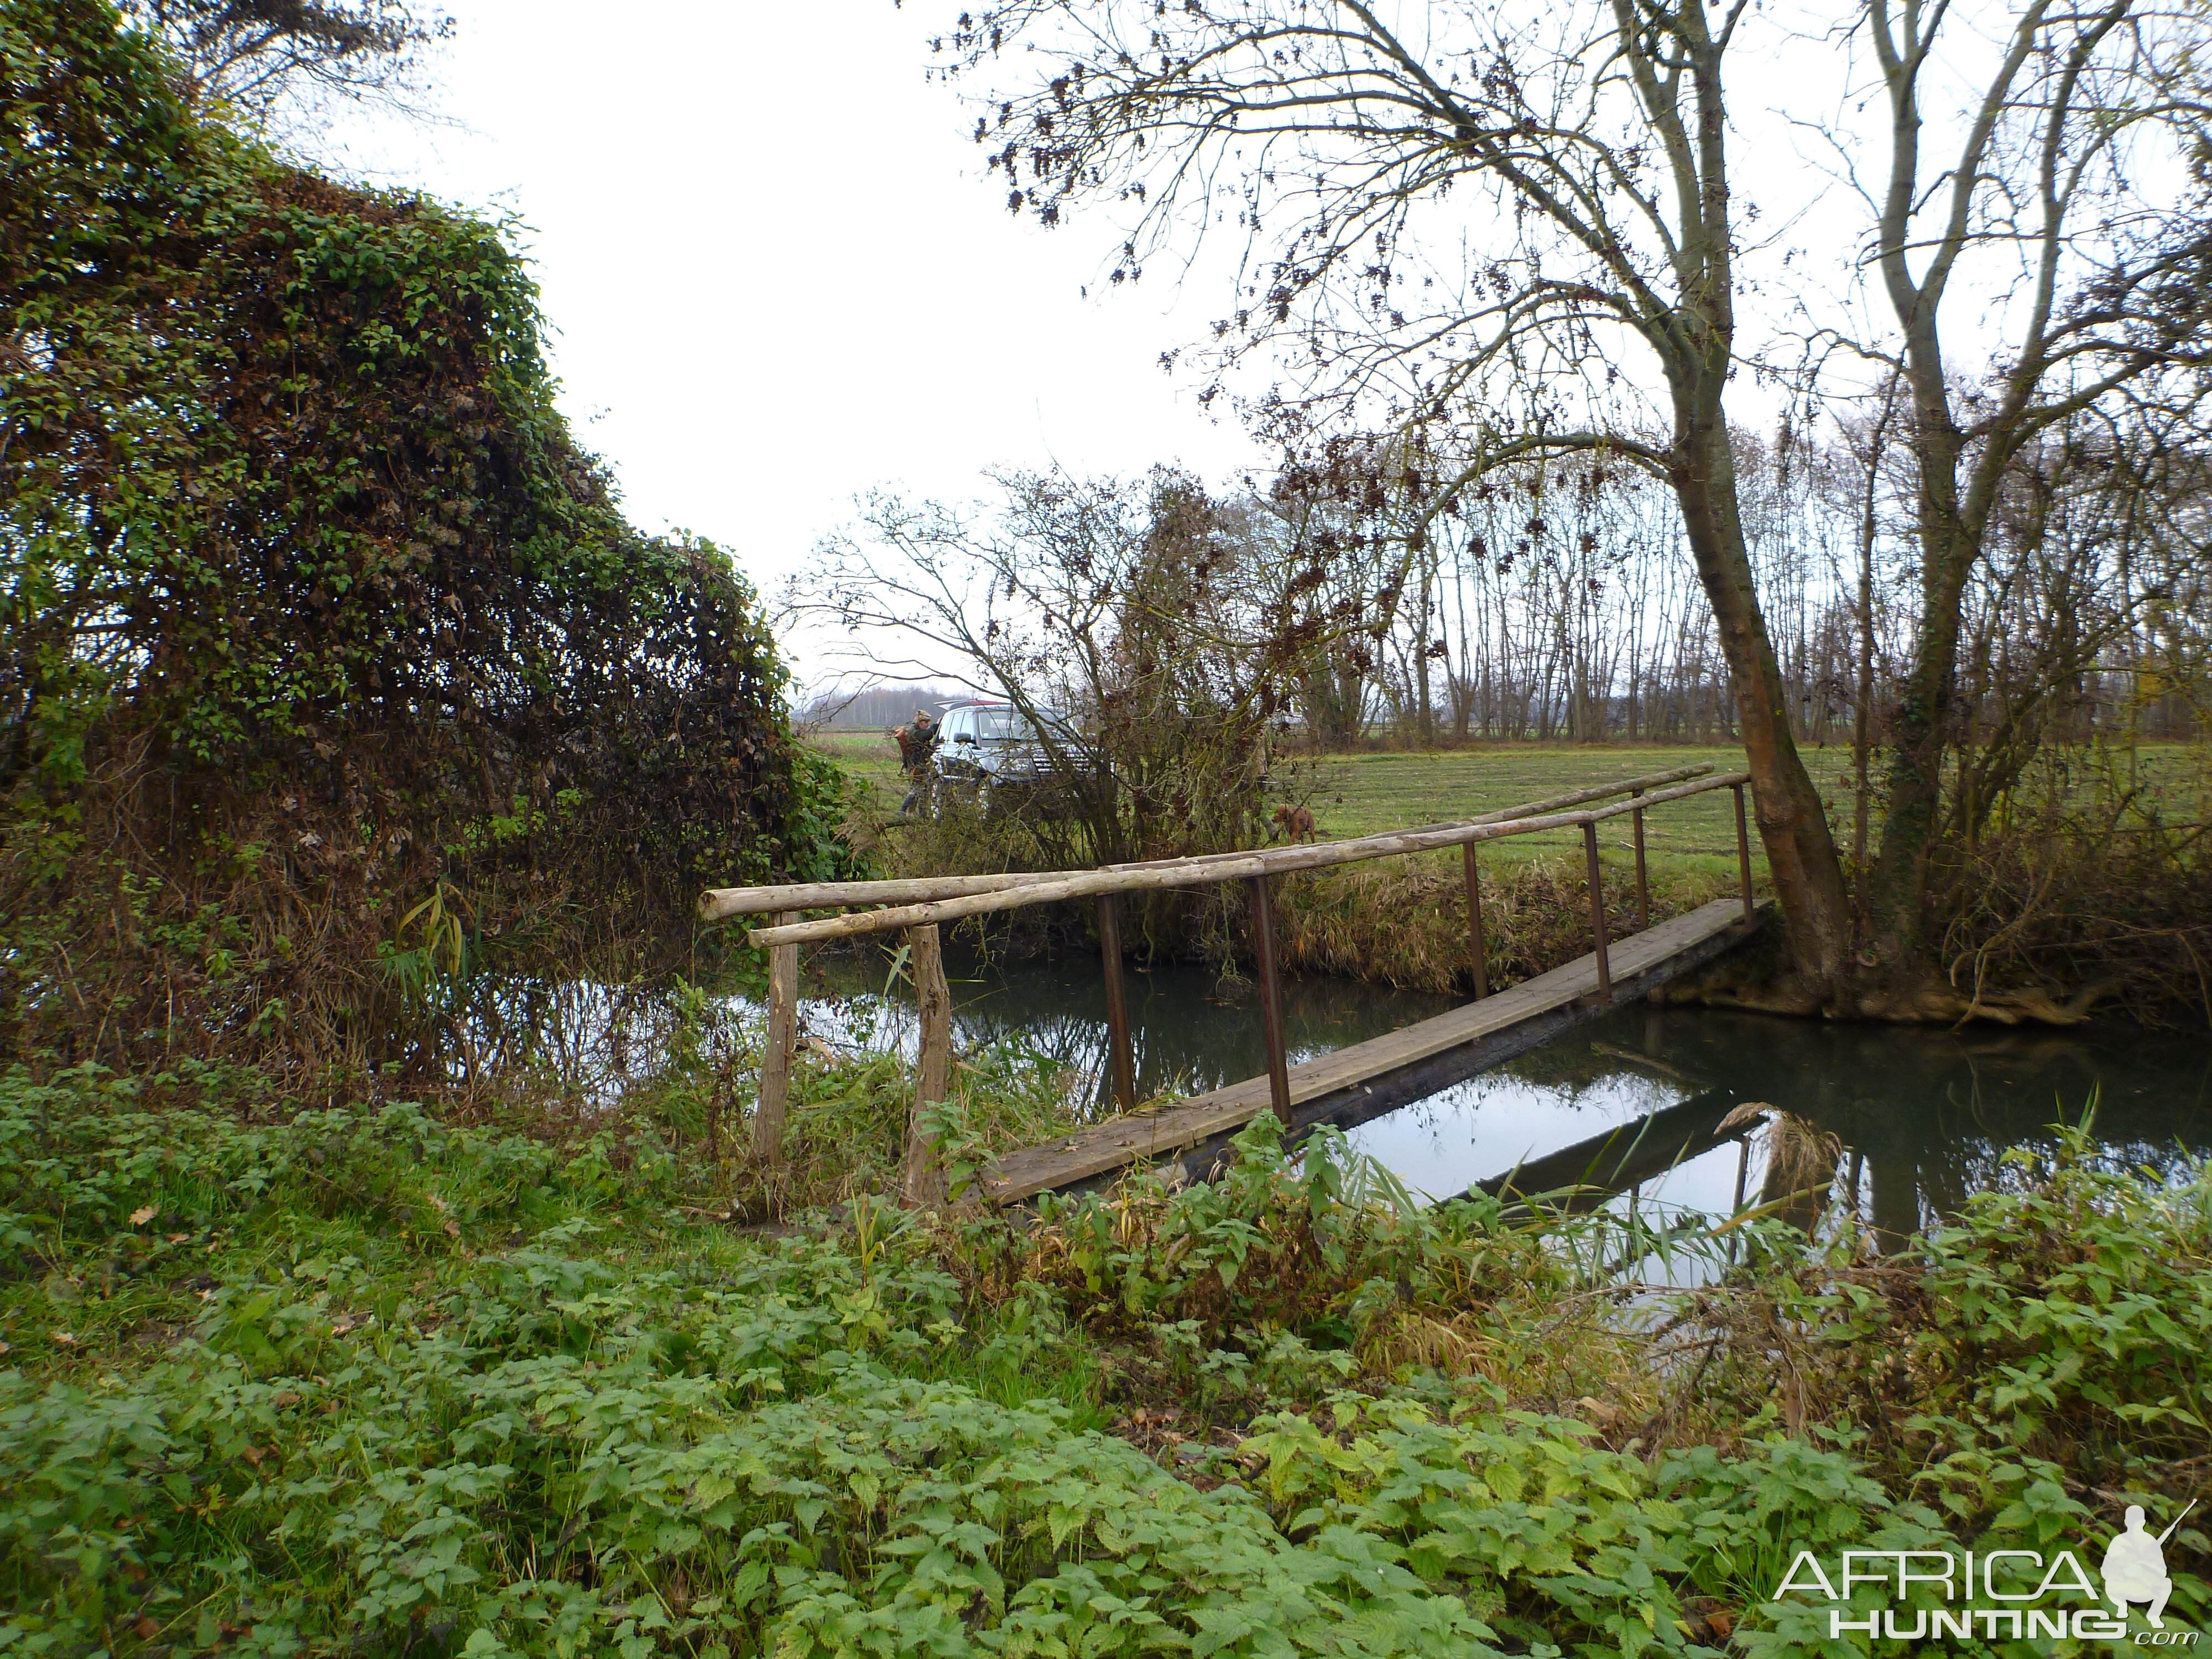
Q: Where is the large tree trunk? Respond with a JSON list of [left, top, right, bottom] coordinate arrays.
[[1867, 330, 1978, 977], [1652, 9, 1856, 1002], [1673, 416, 1856, 1000]]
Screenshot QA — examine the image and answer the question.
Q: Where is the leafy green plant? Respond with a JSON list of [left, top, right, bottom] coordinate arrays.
[[4, 1056, 2210, 1658], [999, 1116, 1565, 1354]]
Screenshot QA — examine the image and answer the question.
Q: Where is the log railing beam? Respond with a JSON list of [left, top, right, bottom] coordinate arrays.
[[744, 773, 1750, 950], [700, 765, 1718, 921]]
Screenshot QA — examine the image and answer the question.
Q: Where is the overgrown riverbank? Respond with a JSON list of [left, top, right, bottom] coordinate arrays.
[[0, 2, 865, 1079], [6, 1052, 2206, 1657]]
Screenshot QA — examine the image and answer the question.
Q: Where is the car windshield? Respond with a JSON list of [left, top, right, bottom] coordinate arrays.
[[973, 708, 1036, 742]]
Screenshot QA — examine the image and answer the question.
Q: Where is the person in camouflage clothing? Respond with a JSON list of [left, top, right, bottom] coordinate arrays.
[[894, 708, 940, 815]]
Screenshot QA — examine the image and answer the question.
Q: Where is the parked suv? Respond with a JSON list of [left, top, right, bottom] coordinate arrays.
[[925, 700, 1071, 816]]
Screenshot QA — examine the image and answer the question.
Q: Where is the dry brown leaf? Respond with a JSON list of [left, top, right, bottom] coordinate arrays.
[[1714, 1100, 1772, 1133], [130, 1204, 156, 1226]]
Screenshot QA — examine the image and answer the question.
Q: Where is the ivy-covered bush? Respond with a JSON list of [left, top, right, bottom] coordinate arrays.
[[1, 0, 858, 1064]]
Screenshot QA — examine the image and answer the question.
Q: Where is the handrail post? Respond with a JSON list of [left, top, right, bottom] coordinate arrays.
[[1728, 1130, 1755, 1267], [1462, 842, 1490, 1000], [904, 922, 952, 1207], [753, 911, 799, 1165], [1096, 893, 1136, 1112], [1630, 788, 1650, 933], [1732, 783, 1756, 926], [1582, 820, 1613, 1001], [1247, 874, 1293, 1129]]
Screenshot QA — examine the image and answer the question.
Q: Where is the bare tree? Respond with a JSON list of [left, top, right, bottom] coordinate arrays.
[[938, 0, 1859, 998], [123, 0, 448, 131], [797, 468, 1302, 886], [1814, 373, 1906, 921], [1855, 0, 2212, 982]]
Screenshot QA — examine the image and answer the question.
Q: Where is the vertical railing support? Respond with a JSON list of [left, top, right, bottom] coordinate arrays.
[[1247, 874, 1292, 1129], [1462, 841, 1490, 1000], [1582, 820, 1612, 1001], [1096, 893, 1136, 1112], [1729, 1132, 1754, 1266], [1732, 783, 1756, 926], [1630, 788, 1650, 933], [752, 910, 798, 1165], [904, 922, 952, 1207]]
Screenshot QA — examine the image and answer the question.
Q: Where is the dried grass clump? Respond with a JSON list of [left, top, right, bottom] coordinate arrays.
[[1276, 852, 1729, 994], [1936, 817, 2212, 1027]]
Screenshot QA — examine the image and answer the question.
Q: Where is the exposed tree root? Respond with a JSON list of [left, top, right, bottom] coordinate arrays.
[[1650, 921, 2105, 1026]]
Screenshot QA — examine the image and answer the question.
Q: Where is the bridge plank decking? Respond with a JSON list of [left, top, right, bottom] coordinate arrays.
[[979, 896, 1753, 1205]]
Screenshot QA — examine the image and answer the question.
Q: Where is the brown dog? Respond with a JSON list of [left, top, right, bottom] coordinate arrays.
[[1272, 803, 1317, 843]]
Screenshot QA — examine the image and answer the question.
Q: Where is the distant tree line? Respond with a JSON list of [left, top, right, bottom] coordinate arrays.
[[1276, 419, 2207, 757], [799, 686, 963, 732]]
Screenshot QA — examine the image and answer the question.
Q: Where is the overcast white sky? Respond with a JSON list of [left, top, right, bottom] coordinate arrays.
[[320, 1, 1267, 684]]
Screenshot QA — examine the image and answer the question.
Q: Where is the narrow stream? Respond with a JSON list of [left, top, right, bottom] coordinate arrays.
[[474, 942, 2212, 1228], [801, 943, 2212, 1229]]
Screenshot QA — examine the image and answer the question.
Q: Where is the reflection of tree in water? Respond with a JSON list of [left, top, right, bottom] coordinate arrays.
[[440, 977, 698, 1107], [1599, 1006, 2212, 1235]]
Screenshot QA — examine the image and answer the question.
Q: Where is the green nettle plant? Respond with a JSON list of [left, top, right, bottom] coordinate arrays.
[[1, 1061, 2204, 1659]]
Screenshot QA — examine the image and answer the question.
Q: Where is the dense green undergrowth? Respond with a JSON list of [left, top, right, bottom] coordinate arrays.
[[3, 1061, 2208, 1658]]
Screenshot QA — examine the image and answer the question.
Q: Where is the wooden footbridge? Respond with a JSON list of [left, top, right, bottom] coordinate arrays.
[[700, 764, 1762, 1205]]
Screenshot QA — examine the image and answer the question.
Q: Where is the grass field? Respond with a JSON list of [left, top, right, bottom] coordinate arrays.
[[814, 729, 1823, 881], [1290, 744, 1840, 880], [811, 729, 2206, 886]]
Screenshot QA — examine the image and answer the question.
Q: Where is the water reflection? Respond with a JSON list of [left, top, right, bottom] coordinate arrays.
[[1350, 1005, 2212, 1231], [440, 943, 1460, 1116], [456, 940, 2212, 1226], [912, 948, 2212, 1226], [826, 946, 1464, 1106]]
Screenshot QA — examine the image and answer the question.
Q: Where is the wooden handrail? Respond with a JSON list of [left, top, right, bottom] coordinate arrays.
[[698, 764, 1715, 921], [726, 763, 1760, 1206], [745, 773, 1749, 948]]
